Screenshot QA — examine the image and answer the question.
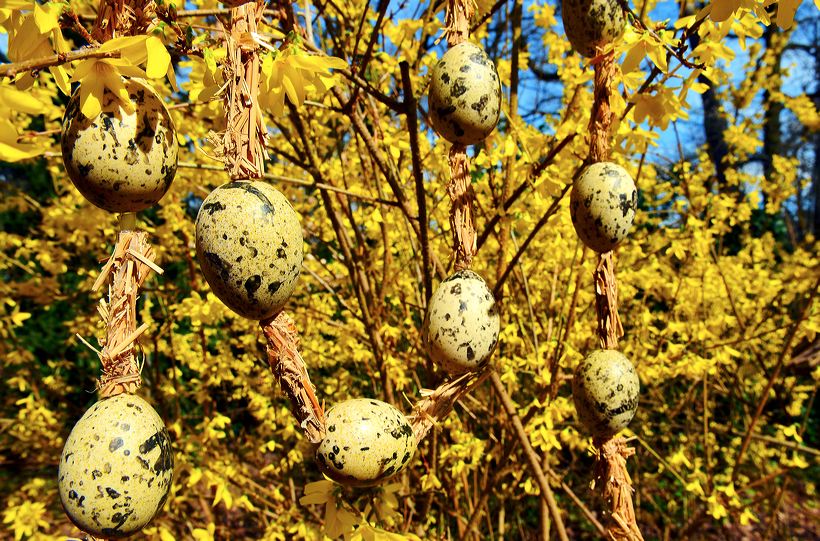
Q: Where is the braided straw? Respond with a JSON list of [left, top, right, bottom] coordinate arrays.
[[445, 0, 477, 271], [261, 313, 326, 443], [212, 0, 268, 180], [214, 4, 326, 441], [90, 221, 163, 398], [586, 51, 644, 541]]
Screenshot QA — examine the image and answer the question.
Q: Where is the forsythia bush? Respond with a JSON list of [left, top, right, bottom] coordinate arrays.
[[1, 0, 817, 539]]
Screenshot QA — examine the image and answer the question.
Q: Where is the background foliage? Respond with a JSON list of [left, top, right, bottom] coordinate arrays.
[[1, 0, 818, 539]]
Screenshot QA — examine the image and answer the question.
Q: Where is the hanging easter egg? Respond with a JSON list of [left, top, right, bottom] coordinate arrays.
[[428, 42, 502, 145], [316, 399, 416, 486], [570, 162, 637, 253], [561, 0, 626, 58], [61, 78, 178, 213], [572, 349, 639, 439], [195, 181, 303, 320], [58, 394, 173, 538], [423, 270, 500, 375]]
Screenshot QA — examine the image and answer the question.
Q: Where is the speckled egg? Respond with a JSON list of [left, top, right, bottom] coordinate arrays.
[[428, 41, 502, 145], [570, 162, 637, 253], [423, 270, 500, 375], [61, 77, 178, 213], [195, 181, 303, 320], [572, 349, 639, 439], [316, 399, 416, 486], [561, 0, 626, 58], [58, 393, 173, 538]]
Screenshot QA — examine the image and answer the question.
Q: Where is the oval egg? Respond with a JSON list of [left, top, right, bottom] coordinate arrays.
[[572, 349, 639, 439], [428, 41, 502, 145], [561, 0, 626, 58], [316, 399, 416, 487], [570, 162, 637, 253], [423, 270, 500, 375], [61, 77, 178, 213], [195, 181, 303, 321], [58, 393, 173, 538]]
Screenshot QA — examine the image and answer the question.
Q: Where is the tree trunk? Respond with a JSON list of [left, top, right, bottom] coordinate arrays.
[[686, 7, 730, 188]]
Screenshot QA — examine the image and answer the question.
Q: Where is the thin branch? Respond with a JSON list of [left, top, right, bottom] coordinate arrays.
[[477, 134, 576, 251], [489, 372, 570, 541], [732, 274, 819, 481], [0, 48, 120, 78], [493, 184, 571, 298], [400, 61, 433, 305], [177, 161, 402, 207]]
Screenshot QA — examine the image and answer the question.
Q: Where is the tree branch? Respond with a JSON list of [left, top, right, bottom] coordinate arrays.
[[0, 48, 120, 78]]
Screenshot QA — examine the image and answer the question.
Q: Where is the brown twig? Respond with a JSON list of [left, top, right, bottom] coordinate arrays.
[[400, 61, 433, 304], [177, 161, 401, 207], [732, 274, 819, 481], [0, 49, 120, 78], [476, 134, 576, 252], [493, 184, 571, 298], [260, 313, 326, 443], [489, 372, 570, 541]]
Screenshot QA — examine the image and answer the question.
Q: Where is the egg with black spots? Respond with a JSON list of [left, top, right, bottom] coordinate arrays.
[[428, 41, 502, 145], [61, 78, 177, 213], [561, 0, 626, 58], [316, 399, 416, 486], [195, 181, 303, 320], [58, 394, 173, 538], [423, 270, 500, 375], [572, 349, 639, 439], [570, 162, 637, 253]]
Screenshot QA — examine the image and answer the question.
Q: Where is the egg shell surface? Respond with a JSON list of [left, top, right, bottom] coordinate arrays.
[[61, 78, 178, 213], [316, 399, 416, 487], [570, 162, 637, 253], [423, 270, 500, 375], [572, 349, 639, 439], [195, 181, 303, 320], [561, 0, 626, 58], [58, 394, 173, 538], [428, 42, 502, 145]]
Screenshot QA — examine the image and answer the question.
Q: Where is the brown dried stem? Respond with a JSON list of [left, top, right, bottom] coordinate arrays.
[[213, 1, 268, 179], [260, 313, 326, 443], [448, 145, 477, 271], [0, 49, 120, 79], [592, 437, 644, 541], [91, 224, 162, 398]]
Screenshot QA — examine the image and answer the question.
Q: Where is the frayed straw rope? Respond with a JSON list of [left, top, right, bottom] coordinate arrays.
[[409, 369, 491, 443], [444, 1, 477, 272], [586, 50, 643, 540], [260, 312, 326, 443], [210, 0, 268, 180], [592, 437, 644, 541], [81, 229, 161, 398], [448, 145, 477, 270]]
